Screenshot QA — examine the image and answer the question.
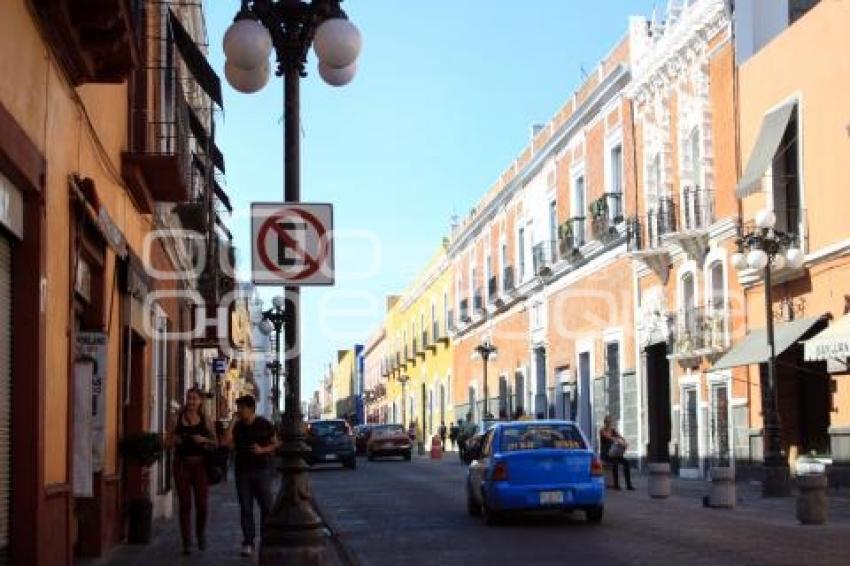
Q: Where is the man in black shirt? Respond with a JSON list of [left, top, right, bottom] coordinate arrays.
[[223, 395, 280, 557]]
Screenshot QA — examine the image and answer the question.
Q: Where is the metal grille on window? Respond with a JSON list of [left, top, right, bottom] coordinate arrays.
[[711, 384, 730, 466], [683, 388, 699, 469], [0, 238, 11, 562]]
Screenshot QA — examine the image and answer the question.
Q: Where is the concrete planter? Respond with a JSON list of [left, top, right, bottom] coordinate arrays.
[[796, 473, 828, 525], [708, 466, 735, 508], [648, 462, 672, 498]]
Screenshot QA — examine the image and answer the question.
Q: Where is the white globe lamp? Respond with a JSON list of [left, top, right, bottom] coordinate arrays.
[[259, 319, 274, 335], [755, 209, 776, 230], [786, 247, 805, 269], [223, 19, 273, 70], [318, 61, 357, 87], [313, 18, 362, 69], [224, 60, 270, 93], [747, 249, 769, 270], [731, 252, 747, 271]]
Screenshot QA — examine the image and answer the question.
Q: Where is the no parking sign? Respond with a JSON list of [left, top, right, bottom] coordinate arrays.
[[251, 203, 335, 286]]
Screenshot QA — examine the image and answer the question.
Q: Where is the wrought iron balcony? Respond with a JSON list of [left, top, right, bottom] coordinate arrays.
[[627, 197, 677, 252], [668, 303, 730, 359], [503, 266, 515, 293], [30, 0, 141, 85], [459, 299, 470, 323], [558, 218, 586, 258], [488, 275, 499, 302], [473, 290, 484, 315], [590, 193, 624, 242], [681, 187, 714, 232], [532, 240, 556, 276]]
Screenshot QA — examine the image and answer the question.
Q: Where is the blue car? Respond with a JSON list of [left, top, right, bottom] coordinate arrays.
[[466, 420, 605, 524]]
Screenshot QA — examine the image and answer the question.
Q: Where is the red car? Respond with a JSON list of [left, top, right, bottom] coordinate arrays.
[[366, 424, 412, 461]]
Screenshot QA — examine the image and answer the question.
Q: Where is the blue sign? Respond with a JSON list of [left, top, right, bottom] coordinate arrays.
[[212, 357, 228, 374]]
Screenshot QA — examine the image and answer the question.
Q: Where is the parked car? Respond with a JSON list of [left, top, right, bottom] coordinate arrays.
[[366, 424, 412, 461], [354, 424, 374, 456], [305, 419, 356, 469], [459, 418, 505, 464], [466, 420, 605, 524]]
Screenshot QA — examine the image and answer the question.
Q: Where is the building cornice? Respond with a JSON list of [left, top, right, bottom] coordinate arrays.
[[446, 64, 632, 259]]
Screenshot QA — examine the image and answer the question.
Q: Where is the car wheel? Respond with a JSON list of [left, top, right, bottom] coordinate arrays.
[[466, 484, 481, 517], [586, 505, 604, 524], [403, 451, 411, 461]]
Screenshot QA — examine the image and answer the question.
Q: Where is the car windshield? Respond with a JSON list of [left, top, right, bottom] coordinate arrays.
[[310, 421, 348, 437], [499, 424, 586, 452], [371, 425, 404, 437]]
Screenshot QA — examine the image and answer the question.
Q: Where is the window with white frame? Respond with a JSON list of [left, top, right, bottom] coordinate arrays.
[[572, 175, 586, 245], [485, 254, 493, 301], [518, 226, 526, 281], [609, 144, 624, 220], [548, 200, 558, 261]]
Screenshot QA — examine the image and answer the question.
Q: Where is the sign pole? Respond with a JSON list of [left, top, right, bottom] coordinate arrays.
[[262, 61, 325, 548]]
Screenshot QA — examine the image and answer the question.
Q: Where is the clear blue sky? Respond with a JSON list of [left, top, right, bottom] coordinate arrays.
[[205, 1, 656, 401]]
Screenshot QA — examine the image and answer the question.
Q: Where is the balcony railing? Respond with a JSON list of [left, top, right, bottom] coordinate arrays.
[[503, 266, 515, 293], [668, 303, 730, 358], [628, 197, 677, 252], [488, 275, 498, 302], [590, 193, 624, 242], [681, 187, 714, 231], [473, 291, 484, 314], [459, 300, 470, 322], [532, 240, 556, 276], [558, 217, 586, 256]]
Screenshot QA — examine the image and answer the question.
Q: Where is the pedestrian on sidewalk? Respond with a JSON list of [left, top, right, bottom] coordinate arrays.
[[599, 415, 634, 490], [438, 422, 447, 449], [166, 386, 217, 556], [223, 395, 280, 558], [449, 422, 459, 451]]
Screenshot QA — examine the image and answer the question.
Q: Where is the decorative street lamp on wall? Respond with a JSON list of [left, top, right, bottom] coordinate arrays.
[[731, 208, 804, 498], [223, 1, 362, 560], [259, 295, 285, 422], [473, 338, 498, 420]]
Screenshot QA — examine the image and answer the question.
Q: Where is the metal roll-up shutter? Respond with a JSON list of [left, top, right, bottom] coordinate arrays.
[[0, 236, 12, 562]]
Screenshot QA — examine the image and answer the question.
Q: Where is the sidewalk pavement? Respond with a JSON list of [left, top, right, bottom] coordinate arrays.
[[81, 480, 259, 566]]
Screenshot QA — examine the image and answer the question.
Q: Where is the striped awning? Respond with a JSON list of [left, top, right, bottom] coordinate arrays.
[[736, 102, 796, 198], [803, 314, 850, 361]]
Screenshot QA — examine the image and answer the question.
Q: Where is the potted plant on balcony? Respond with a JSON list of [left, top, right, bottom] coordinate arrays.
[[121, 431, 163, 544], [589, 196, 617, 242]]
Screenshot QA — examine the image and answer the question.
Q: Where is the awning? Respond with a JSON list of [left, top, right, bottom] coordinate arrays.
[[712, 316, 824, 371], [803, 314, 850, 361], [168, 9, 223, 109], [186, 105, 226, 173], [736, 102, 796, 198]]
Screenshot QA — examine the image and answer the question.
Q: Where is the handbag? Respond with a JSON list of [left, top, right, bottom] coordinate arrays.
[[205, 445, 229, 485], [607, 440, 626, 460]]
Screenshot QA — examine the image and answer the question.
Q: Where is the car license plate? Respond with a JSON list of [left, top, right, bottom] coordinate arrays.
[[324, 454, 338, 461], [539, 491, 564, 505]]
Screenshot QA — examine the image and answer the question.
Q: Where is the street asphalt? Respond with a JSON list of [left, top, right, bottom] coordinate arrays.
[[310, 453, 850, 566]]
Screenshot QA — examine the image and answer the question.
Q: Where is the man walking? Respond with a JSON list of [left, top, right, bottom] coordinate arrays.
[[448, 421, 459, 451], [223, 395, 280, 557], [438, 421, 447, 449]]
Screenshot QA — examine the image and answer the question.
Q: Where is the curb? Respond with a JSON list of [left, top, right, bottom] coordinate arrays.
[[312, 494, 361, 566]]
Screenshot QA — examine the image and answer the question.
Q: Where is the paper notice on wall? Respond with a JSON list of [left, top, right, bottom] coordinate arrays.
[[77, 332, 108, 472], [73, 360, 94, 498]]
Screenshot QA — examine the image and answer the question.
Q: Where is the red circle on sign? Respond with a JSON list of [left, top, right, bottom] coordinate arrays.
[[257, 207, 329, 281]]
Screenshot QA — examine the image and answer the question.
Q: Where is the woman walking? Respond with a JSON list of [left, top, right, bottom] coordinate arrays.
[[167, 386, 217, 555]]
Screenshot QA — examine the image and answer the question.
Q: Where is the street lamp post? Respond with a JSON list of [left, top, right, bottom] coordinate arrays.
[[259, 296, 286, 422], [731, 208, 805, 498], [397, 374, 410, 426], [474, 339, 498, 420], [223, 1, 361, 560]]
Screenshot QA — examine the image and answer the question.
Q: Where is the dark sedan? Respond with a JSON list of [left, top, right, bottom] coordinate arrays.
[[306, 419, 356, 469]]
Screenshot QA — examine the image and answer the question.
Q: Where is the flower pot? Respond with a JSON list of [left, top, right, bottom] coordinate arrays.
[[708, 466, 735, 508], [796, 473, 828, 525], [127, 496, 153, 544]]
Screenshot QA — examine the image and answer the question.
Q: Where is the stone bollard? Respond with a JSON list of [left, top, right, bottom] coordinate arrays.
[[648, 462, 672, 498], [708, 466, 735, 508], [796, 473, 828, 525]]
